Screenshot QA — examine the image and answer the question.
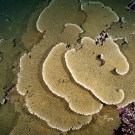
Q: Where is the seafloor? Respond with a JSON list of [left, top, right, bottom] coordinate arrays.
[[0, 0, 134, 135]]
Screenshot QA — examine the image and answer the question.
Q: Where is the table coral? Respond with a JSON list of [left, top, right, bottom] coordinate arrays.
[[81, 1, 119, 38], [65, 37, 129, 104], [42, 42, 102, 115]]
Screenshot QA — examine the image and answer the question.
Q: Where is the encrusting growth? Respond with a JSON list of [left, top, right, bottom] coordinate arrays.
[[42, 43, 103, 115], [65, 37, 129, 105]]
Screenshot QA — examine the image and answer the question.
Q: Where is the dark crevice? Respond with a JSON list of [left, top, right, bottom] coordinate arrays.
[[110, 68, 119, 75], [96, 54, 105, 66]]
